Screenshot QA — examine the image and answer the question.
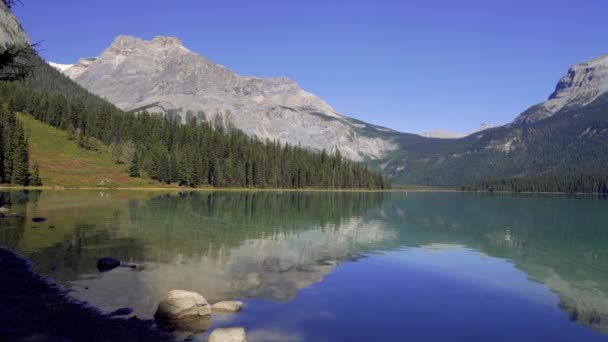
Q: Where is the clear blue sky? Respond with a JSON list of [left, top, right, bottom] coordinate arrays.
[[12, 0, 608, 134]]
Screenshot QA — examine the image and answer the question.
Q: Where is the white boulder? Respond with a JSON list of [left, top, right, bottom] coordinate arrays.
[[154, 290, 211, 322]]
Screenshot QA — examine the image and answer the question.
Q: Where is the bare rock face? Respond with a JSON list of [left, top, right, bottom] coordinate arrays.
[[514, 54, 608, 124], [60, 35, 397, 161], [0, 3, 29, 49], [208, 327, 246, 342], [64, 57, 97, 79], [154, 290, 211, 322]]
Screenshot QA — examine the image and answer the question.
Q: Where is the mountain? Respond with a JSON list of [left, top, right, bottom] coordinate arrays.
[[56, 36, 608, 188], [420, 129, 463, 139], [513, 54, 608, 124], [420, 124, 496, 139], [57, 35, 397, 161], [377, 53, 608, 187]]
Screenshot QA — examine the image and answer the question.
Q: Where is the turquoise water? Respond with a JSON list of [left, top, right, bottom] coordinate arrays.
[[1, 191, 607, 341]]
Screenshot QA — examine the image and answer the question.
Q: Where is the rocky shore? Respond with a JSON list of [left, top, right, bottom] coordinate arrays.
[[0, 247, 173, 342]]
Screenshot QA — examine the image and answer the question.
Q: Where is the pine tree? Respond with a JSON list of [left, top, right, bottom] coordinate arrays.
[[129, 150, 140, 177], [29, 162, 42, 186], [0, 112, 4, 183], [10, 124, 29, 185]]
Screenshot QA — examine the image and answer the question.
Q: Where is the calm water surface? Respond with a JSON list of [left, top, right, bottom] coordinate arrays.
[[1, 191, 607, 341]]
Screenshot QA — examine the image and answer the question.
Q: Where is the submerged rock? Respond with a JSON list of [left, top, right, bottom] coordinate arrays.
[[96, 257, 121, 272], [208, 327, 246, 342], [155, 290, 211, 323], [110, 307, 134, 317], [211, 301, 243, 313]]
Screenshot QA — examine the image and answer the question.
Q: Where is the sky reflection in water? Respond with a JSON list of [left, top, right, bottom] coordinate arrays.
[[0, 191, 607, 341]]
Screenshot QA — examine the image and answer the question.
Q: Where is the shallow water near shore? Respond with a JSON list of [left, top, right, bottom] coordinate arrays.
[[1, 190, 607, 341]]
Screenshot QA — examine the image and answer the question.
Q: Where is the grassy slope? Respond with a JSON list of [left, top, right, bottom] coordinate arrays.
[[17, 113, 171, 188]]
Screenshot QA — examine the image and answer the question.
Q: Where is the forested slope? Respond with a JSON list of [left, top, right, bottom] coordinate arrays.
[[0, 56, 389, 189]]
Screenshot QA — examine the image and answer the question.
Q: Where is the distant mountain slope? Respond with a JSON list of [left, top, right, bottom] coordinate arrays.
[[513, 53, 608, 124], [420, 124, 496, 139], [379, 53, 608, 187], [59, 35, 398, 161], [58, 37, 608, 187]]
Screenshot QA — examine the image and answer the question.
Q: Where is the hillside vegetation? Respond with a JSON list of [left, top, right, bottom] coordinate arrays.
[[16, 113, 161, 188], [0, 56, 389, 189]]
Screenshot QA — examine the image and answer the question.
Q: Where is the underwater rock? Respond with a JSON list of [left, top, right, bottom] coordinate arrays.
[[110, 307, 134, 317], [211, 301, 243, 313], [208, 327, 246, 342], [96, 257, 121, 272]]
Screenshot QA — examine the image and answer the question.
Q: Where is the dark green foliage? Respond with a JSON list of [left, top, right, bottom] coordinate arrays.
[[0, 56, 388, 189], [9, 124, 28, 185], [377, 91, 608, 189], [129, 150, 140, 177], [0, 111, 4, 183], [0, 104, 29, 185], [462, 173, 608, 194], [29, 161, 42, 186]]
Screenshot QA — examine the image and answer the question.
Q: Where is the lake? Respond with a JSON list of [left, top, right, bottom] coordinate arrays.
[[0, 190, 607, 341]]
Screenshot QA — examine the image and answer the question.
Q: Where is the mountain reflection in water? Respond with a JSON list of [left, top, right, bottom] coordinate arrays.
[[0, 190, 606, 340]]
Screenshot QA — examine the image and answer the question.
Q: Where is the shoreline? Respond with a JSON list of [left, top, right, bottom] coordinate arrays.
[[0, 247, 172, 341], [0, 185, 606, 196]]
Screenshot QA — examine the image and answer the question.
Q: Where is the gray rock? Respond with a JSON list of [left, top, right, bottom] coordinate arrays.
[[0, 2, 29, 49], [59, 35, 398, 161], [154, 290, 211, 323], [211, 301, 243, 313], [208, 327, 246, 342]]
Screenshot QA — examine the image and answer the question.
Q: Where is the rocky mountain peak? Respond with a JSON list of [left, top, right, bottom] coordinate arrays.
[[548, 53, 608, 103], [60, 34, 398, 161], [111, 35, 143, 47], [514, 53, 608, 124], [150, 36, 184, 47]]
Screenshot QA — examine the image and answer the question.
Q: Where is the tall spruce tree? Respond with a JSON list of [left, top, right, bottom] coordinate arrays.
[[129, 150, 140, 177], [29, 161, 42, 186], [10, 124, 29, 185]]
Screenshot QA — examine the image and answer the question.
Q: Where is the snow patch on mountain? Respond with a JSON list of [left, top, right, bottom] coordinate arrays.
[[48, 62, 73, 72]]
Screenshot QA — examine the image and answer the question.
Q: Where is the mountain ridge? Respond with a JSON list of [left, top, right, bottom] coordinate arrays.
[[57, 35, 398, 161], [49, 33, 608, 188]]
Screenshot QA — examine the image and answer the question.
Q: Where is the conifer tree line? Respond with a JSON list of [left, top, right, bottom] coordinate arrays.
[[461, 173, 608, 194], [0, 104, 41, 186], [0, 58, 390, 189]]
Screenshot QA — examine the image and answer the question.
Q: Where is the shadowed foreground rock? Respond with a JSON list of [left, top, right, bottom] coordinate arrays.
[[0, 248, 172, 341]]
